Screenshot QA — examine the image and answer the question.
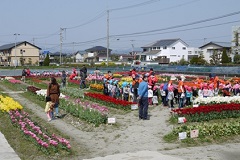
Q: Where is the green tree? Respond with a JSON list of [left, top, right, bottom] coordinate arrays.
[[178, 58, 188, 65], [233, 54, 240, 64], [43, 54, 50, 66], [210, 50, 221, 65], [190, 53, 207, 65], [221, 48, 229, 64]]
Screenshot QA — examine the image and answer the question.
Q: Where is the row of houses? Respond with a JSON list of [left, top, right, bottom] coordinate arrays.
[[0, 38, 234, 66]]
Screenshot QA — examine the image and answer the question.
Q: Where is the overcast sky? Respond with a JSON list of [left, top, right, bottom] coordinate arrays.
[[1, 0, 240, 53]]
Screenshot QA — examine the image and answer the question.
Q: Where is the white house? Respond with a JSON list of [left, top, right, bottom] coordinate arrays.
[[187, 47, 202, 60], [141, 38, 189, 63], [199, 42, 231, 63], [74, 51, 85, 62], [232, 25, 240, 55]]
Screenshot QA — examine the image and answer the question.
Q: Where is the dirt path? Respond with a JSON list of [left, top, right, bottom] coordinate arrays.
[[1, 83, 240, 160]]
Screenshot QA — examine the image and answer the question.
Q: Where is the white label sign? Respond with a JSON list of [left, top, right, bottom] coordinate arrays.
[[178, 117, 187, 123], [193, 104, 199, 108], [108, 118, 116, 124], [179, 132, 187, 140], [131, 104, 138, 110], [190, 129, 199, 138]]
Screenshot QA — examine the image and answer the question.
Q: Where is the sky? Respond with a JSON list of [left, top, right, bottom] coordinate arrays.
[[0, 0, 240, 54]]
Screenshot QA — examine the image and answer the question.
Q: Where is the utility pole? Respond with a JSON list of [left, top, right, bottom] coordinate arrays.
[[14, 33, 20, 67], [107, 10, 109, 66], [32, 38, 35, 45], [60, 28, 64, 65]]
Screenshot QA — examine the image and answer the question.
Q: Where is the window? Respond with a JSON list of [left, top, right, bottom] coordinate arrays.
[[163, 46, 167, 49], [152, 47, 156, 50], [172, 47, 175, 49], [182, 47, 186, 50], [188, 51, 192, 54], [170, 55, 176, 57], [157, 47, 160, 50]]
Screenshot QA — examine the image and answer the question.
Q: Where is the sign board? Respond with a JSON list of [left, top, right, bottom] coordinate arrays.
[[131, 104, 138, 110], [193, 104, 199, 108], [107, 118, 116, 124], [190, 129, 199, 138], [179, 132, 187, 140], [178, 117, 187, 124]]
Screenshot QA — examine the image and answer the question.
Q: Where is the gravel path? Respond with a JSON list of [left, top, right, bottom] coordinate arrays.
[[1, 83, 240, 160]]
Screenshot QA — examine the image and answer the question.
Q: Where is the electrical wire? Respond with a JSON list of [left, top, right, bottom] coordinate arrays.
[[111, 10, 240, 37]]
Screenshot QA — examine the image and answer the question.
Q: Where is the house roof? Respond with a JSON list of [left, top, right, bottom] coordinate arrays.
[[85, 46, 112, 52], [74, 50, 86, 55], [142, 38, 188, 48], [199, 42, 231, 49], [0, 41, 41, 51]]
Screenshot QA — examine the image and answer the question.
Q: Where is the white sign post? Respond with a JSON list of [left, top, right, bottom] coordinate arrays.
[[107, 118, 116, 124]]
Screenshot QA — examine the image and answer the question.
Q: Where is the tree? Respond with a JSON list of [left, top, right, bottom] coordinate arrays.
[[28, 58, 32, 65], [210, 50, 221, 65], [221, 48, 230, 64], [178, 58, 188, 65], [43, 54, 50, 66], [190, 53, 207, 65], [233, 54, 240, 64]]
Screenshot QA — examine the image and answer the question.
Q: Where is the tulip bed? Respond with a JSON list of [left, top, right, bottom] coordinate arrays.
[[166, 95, 240, 142], [172, 103, 240, 122], [165, 119, 240, 142], [27, 85, 108, 126], [0, 95, 71, 155], [84, 92, 135, 110]]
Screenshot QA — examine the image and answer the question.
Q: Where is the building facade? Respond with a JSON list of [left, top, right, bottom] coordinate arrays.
[[141, 39, 189, 63], [0, 41, 41, 66]]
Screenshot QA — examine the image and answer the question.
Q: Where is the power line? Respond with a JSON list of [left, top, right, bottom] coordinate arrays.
[[114, 20, 240, 38], [65, 11, 107, 29], [110, 0, 161, 11], [112, 0, 200, 19], [111, 10, 240, 37]]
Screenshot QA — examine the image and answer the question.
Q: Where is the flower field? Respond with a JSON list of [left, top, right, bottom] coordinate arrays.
[[0, 95, 71, 155]]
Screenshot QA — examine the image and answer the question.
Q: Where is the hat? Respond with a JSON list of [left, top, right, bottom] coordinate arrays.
[[170, 75, 176, 81], [180, 75, 186, 80]]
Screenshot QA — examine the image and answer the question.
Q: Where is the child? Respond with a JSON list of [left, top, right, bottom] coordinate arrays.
[[152, 86, 159, 106], [45, 96, 54, 121], [148, 86, 153, 105], [160, 83, 167, 106], [185, 87, 193, 106], [123, 83, 130, 101], [167, 85, 174, 109]]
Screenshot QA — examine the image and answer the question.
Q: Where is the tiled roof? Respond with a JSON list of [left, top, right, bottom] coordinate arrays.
[[85, 46, 112, 52], [199, 41, 231, 48], [142, 39, 184, 48], [0, 41, 41, 51]]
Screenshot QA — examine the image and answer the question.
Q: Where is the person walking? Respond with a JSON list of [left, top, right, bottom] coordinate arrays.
[[61, 70, 67, 88], [21, 68, 26, 82], [47, 77, 61, 118], [138, 74, 149, 120], [79, 69, 87, 89]]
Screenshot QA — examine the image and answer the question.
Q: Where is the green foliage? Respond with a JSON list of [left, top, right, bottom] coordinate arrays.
[[233, 54, 240, 64], [221, 48, 230, 64], [59, 99, 107, 126], [43, 54, 50, 66], [190, 53, 207, 65], [178, 58, 189, 65], [210, 50, 221, 65]]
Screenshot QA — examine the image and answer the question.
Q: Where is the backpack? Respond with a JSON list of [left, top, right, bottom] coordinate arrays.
[[163, 83, 168, 91]]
